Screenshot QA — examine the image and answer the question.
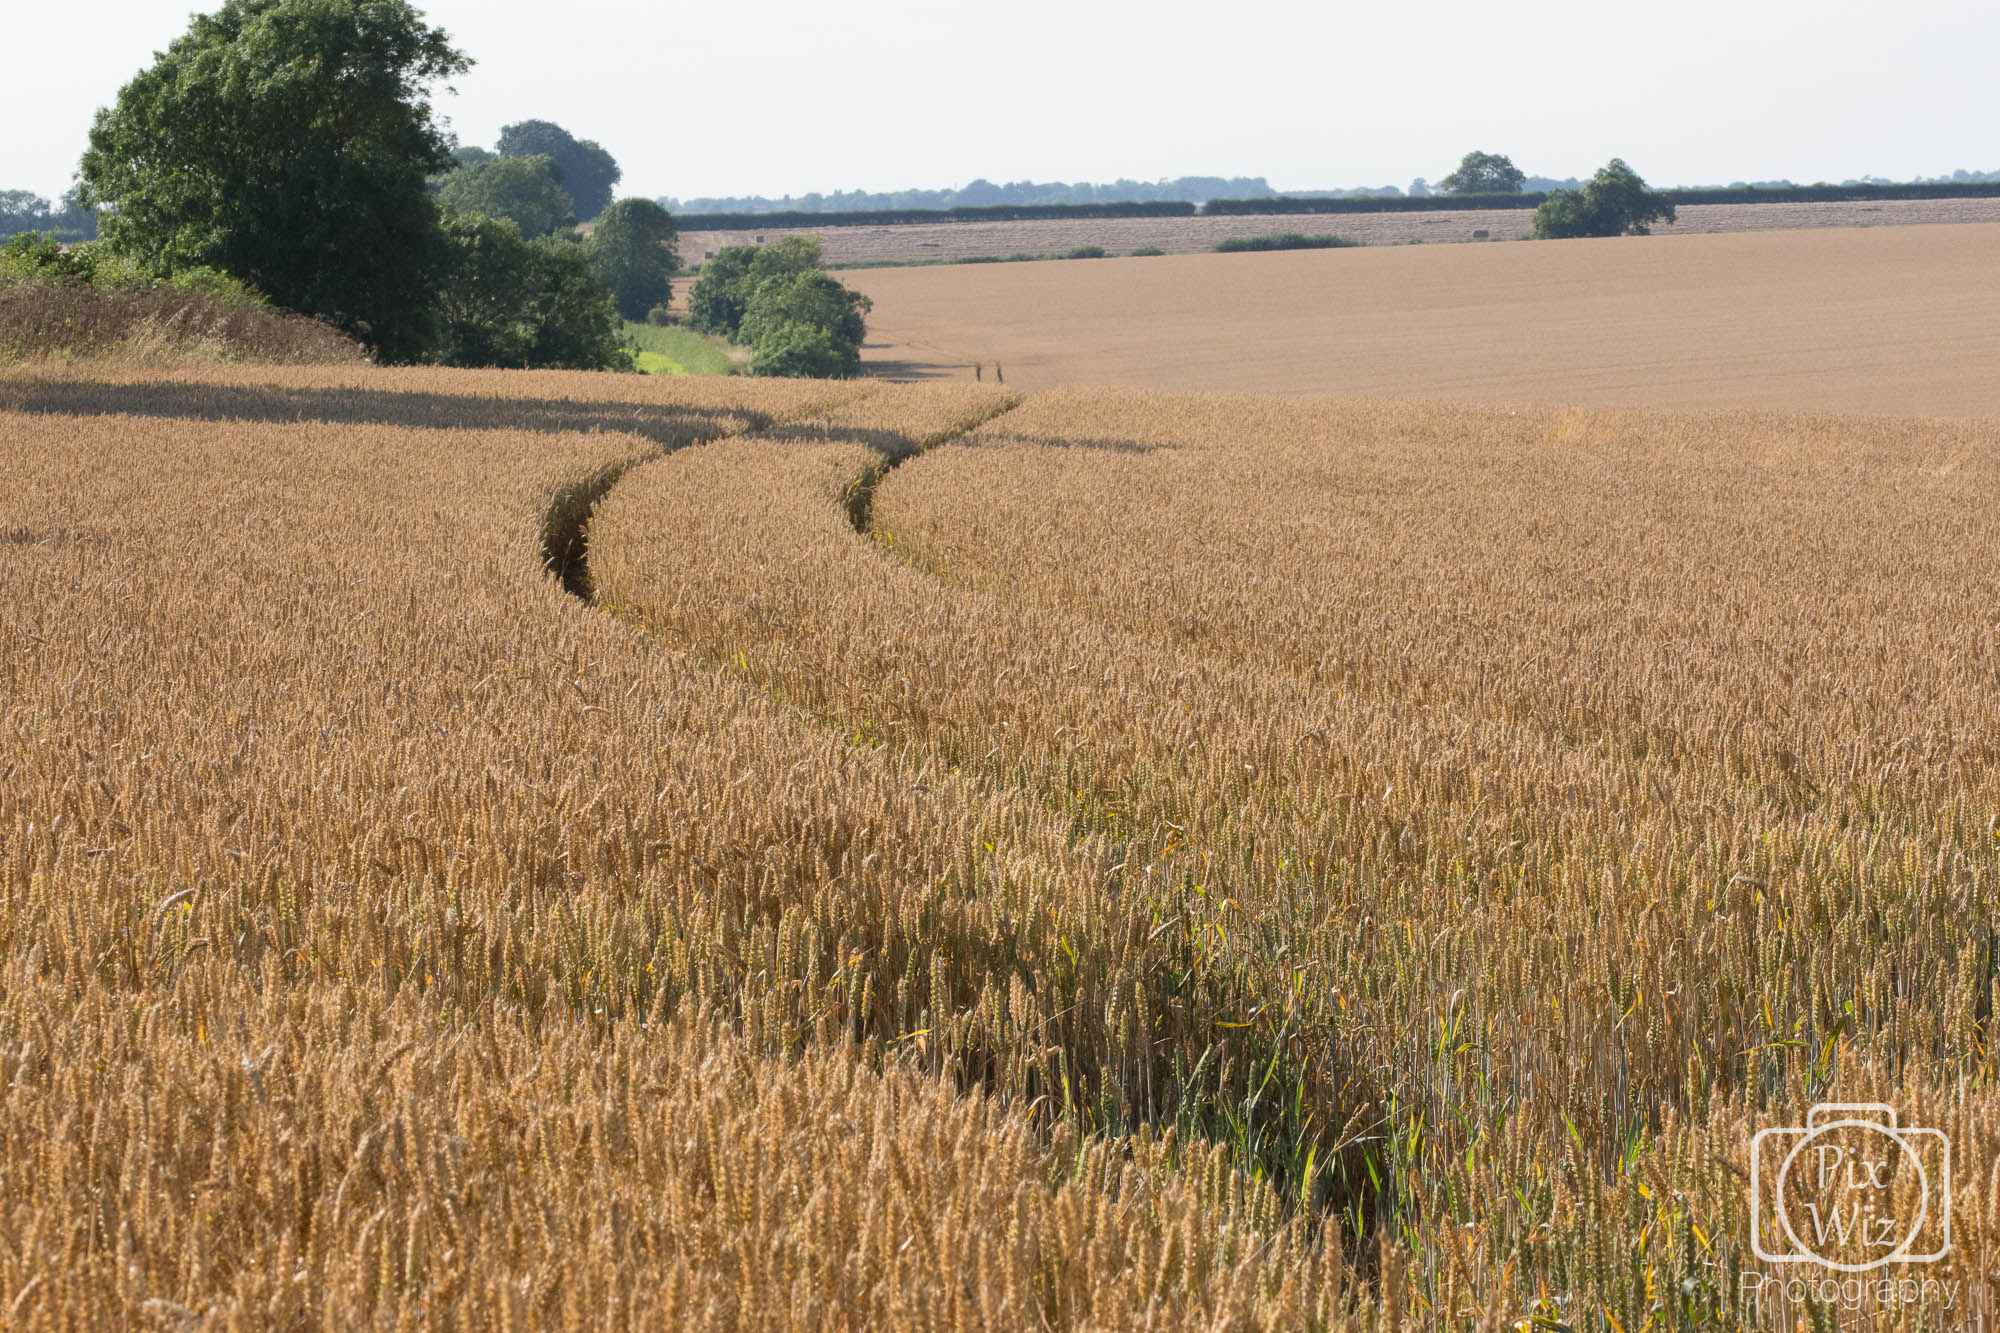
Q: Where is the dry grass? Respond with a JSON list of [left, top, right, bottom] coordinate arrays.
[[0, 279, 368, 365], [846, 223, 2000, 415], [2, 360, 1997, 1328]]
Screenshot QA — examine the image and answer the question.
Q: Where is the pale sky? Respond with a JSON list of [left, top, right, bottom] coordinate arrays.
[[4, 0, 1996, 205]]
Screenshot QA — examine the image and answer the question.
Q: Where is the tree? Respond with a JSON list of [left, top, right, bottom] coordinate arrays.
[[498, 120, 621, 220], [684, 245, 757, 339], [432, 214, 630, 370], [1438, 151, 1526, 195], [1532, 159, 1677, 239], [738, 270, 870, 362], [588, 198, 679, 321], [77, 0, 468, 362], [684, 236, 822, 341], [437, 156, 576, 238]]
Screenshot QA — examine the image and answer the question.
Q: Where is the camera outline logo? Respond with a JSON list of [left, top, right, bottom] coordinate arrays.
[[1750, 1103, 1950, 1272]]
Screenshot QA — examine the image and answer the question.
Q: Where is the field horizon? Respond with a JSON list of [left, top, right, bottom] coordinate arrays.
[[849, 222, 2000, 416]]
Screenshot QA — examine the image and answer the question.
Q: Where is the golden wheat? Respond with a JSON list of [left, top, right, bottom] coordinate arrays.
[[3, 360, 1995, 1328]]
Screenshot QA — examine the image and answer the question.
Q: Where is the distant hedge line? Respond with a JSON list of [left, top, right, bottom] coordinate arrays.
[[676, 201, 1199, 230], [1204, 181, 2000, 216], [678, 183, 2000, 232], [1204, 193, 1546, 215]]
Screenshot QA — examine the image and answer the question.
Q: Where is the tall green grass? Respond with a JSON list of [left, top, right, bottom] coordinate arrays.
[[621, 321, 741, 376]]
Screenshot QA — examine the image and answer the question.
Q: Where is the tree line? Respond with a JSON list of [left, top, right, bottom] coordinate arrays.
[[11, 0, 866, 377]]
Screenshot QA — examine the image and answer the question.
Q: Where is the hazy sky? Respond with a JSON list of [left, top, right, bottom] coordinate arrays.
[[4, 0, 1995, 204]]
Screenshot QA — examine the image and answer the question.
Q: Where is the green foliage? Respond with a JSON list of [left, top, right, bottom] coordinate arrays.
[[685, 235, 869, 377], [437, 156, 577, 238], [433, 215, 631, 370], [76, 0, 468, 363], [1532, 159, 1678, 239], [685, 236, 823, 341], [0, 190, 97, 244], [684, 245, 757, 339], [621, 320, 739, 376], [1439, 151, 1526, 195], [498, 120, 621, 221], [1213, 233, 1359, 253], [1129, 246, 1167, 257], [588, 198, 679, 322], [738, 270, 869, 354], [1, 232, 98, 284], [451, 145, 494, 167], [1062, 245, 1108, 259], [747, 321, 851, 378]]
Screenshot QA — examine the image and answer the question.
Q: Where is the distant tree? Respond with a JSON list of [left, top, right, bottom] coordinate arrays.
[[452, 145, 495, 167], [0, 191, 51, 239], [588, 198, 679, 321], [1408, 178, 1432, 198], [437, 155, 576, 238], [76, 0, 467, 363], [1438, 151, 1527, 195], [433, 214, 630, 369], [498, 120, 621, 220], [1532, 159, 1676, 238]]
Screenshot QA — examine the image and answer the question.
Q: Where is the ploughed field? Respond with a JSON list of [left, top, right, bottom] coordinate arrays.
[[850, 223, 2000, 413], [2, 362, 1997, 1328], [682, 194, 2000, 267]]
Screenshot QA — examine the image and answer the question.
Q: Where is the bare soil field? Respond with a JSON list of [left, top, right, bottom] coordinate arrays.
[[682, 195, 2000, 266], [6, 361, 1997, 1326], [847, 222, 2000, 414]]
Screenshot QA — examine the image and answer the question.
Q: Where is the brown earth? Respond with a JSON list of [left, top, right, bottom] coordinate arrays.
[[680, 195, 2000, 267], [843, 221, 2000, 415]]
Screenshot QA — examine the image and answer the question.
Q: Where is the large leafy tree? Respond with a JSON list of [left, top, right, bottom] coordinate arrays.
[[497, 120, 621, 220], [1532, 159, 1677, 238], [437, 155, 576, 237], [1438, 151, 1527, 195], [587, 198, 679, 321], [77, 0, 468, 362]]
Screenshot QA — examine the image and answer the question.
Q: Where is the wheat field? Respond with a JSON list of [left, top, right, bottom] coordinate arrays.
[[1, 358, 1996, 1329], [849, 223, 2000, 415]]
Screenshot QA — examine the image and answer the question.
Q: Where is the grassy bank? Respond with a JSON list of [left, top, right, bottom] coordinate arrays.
[[620, 321, 742, 375]]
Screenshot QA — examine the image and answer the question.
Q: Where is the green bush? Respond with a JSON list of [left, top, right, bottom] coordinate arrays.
[[738, 270, 870, 353], [1129, 246, 1167, 257], [1532, 159, 1676, 239], [432, 214, 631, 370], [1, 232, 97, 284], [1063, 245, 1108, 259], [1213, 233, 1359, 253], [748, 321, 851, 378]]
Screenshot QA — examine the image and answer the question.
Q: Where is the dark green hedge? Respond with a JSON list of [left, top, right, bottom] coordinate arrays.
[[677, 201, 1199, 230], [1659, 181, 2000, 205], [1205, 193, 1546, 215], [1203, 182, 2000, 216]]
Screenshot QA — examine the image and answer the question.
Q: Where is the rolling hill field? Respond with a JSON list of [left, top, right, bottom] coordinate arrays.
[[849, 223, 2000, 415], [2, 246, 1996, 1326]]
